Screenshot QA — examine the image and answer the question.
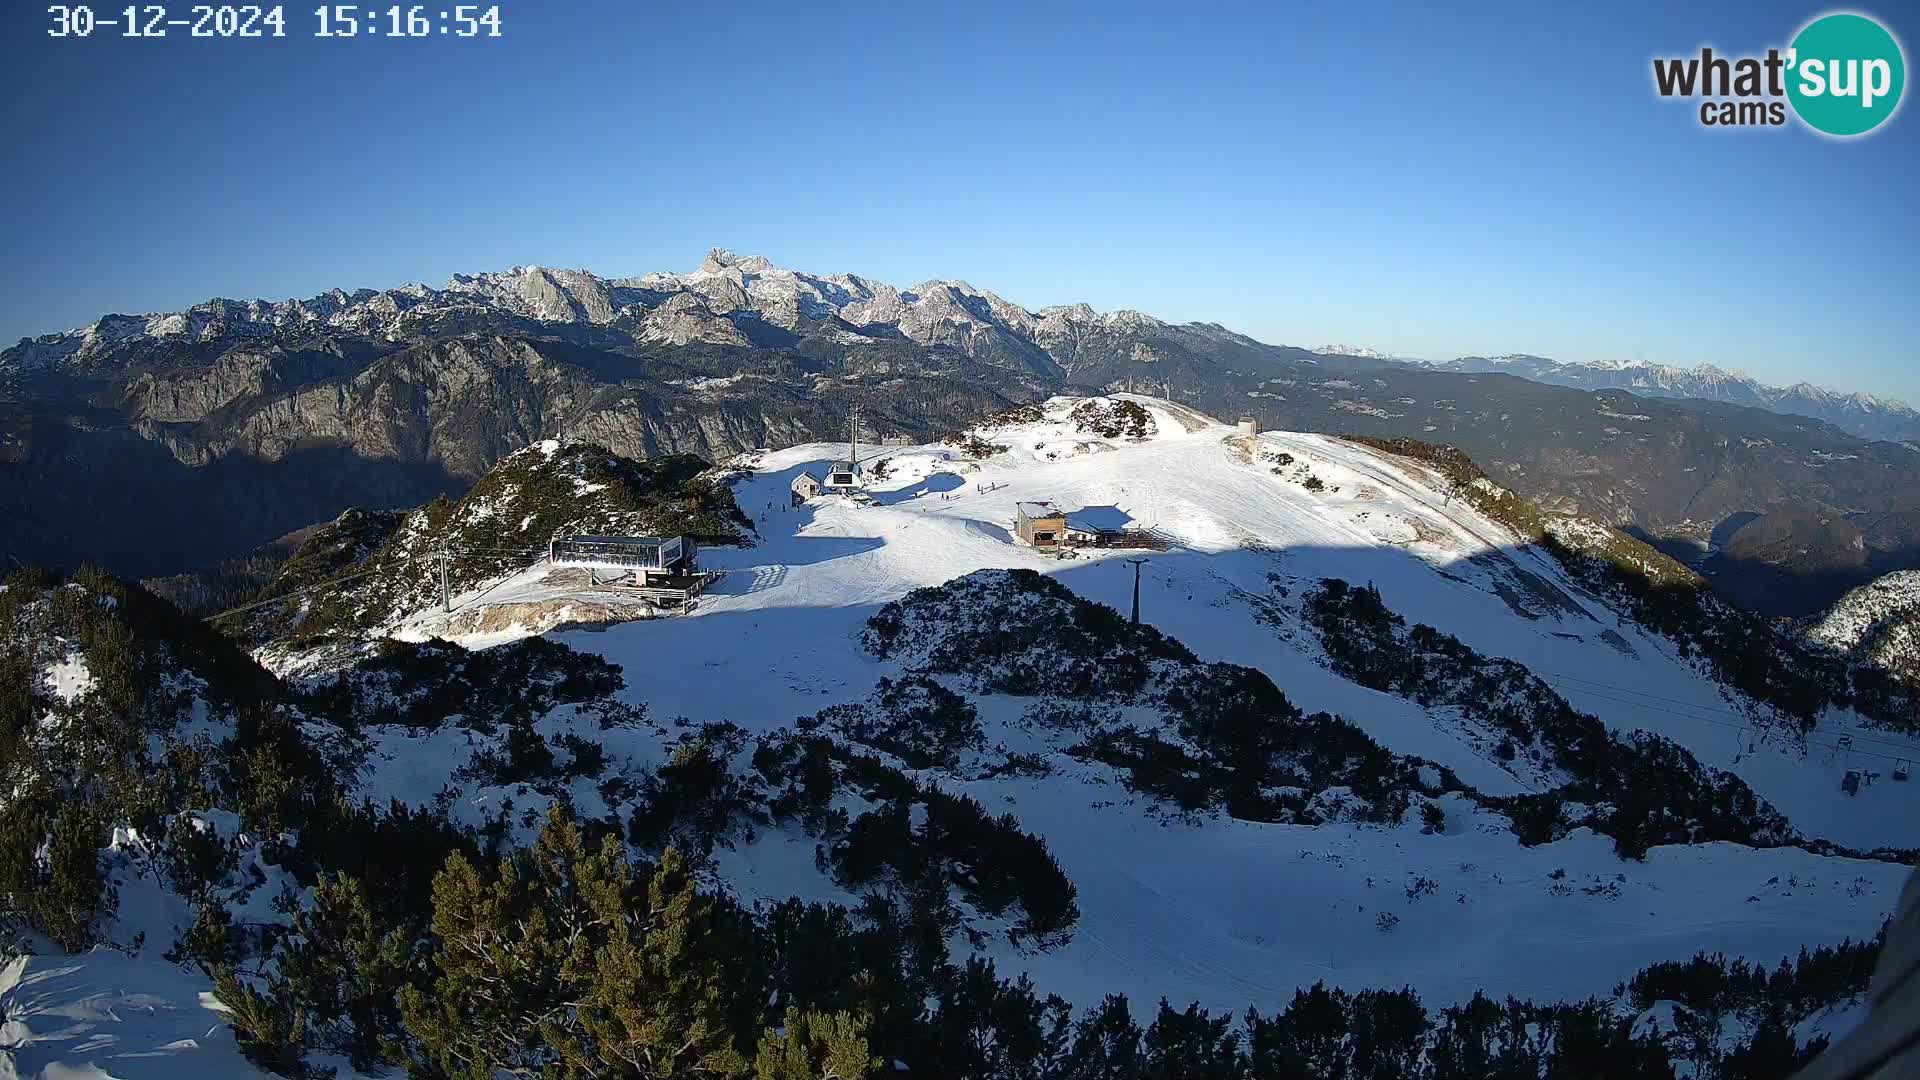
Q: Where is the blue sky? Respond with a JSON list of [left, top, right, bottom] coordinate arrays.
[[2, 1, 1914, 399]]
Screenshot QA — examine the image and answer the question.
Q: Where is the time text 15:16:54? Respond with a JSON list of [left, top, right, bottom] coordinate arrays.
[[48, 5, 502, 38]]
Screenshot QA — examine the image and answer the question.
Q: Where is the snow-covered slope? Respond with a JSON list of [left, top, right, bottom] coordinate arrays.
[[520, 400, 1916, 837], [277, 397, 1917, 993], [10, 396, 1916, 1078], [233, 438, 750, 662], [265, 393, 1920, 854], [501, 402, 1920, 993]]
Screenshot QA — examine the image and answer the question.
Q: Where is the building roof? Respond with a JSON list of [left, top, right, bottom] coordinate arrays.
[[792, 471, 821, 486], [1064, 505, 1135, 533], [1016, 501, 1063, 519], [557, 534, 676, 547]]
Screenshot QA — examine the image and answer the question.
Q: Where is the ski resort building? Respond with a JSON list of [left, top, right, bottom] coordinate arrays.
[[1063, 506, 1127, 547], [1016, 501, 1172, 551], [822, 460, 861, 493], [1015, 501, 1069, 547], [547, 534, 716, 606], [790, 471, 822, 506]]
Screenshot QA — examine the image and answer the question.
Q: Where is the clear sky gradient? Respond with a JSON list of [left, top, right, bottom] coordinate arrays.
[[2, 1, 1914, 399]]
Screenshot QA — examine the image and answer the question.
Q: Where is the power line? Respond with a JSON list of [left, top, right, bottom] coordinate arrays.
[[202, 542, 550, 623], [1541, 670, 1920, 756], [203, 562, 398, 623], [1549, 681, 1915, 766]]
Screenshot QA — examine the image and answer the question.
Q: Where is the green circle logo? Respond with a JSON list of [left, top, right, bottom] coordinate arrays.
[[1787, 13, 1906, 136]]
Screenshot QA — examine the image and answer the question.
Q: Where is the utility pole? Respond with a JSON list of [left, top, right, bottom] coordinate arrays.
[[849, 402, 861, 464], [436, 542, 451, 613], [1125, 558, 1147, 625]]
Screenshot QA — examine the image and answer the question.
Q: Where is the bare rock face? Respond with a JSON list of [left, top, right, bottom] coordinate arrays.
[[641, 293, 752, 347], [516, 268, 617, 324]]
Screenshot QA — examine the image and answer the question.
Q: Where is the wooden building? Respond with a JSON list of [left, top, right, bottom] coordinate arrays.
[[1015, 501, 1069, 547], [790, 471, 822, 506]]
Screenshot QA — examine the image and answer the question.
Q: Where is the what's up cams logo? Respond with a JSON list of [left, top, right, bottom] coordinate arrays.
[[1654, 11, 1905, 136]]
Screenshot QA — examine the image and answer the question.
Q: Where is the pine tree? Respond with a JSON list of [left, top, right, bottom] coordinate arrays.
[[752, 1008, 879, 1080], [275, 873, 419, 1070], [399, 808, 604, 1078], [568, 845, 756, 1076], [1058, 995, 1145, 1080], [214, 965, 312, 1078], [1247, 982, 1350, 1077], [1142, 1000, 1242, 1080], [1348, 988, 1425, 1079]]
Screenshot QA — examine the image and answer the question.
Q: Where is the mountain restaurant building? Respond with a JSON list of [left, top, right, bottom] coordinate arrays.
[[1015, 501, 1069, 547]]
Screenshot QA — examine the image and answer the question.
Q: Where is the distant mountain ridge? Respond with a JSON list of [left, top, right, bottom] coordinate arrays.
[[4, 249, 1919, 619], [13, 257, 1911, 443], [2, 248, 1278, 385], [1428, 354, 1920, 444]]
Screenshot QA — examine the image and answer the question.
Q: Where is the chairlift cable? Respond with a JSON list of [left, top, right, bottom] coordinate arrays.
[[1540, 669, 1920, 755], [1553, 683, 1915, 765]]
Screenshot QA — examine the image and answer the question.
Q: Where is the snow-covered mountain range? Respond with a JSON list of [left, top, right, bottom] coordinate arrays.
[[7, 251, 1920, 624], [11, 251, 1910, 444], [1313, 343, 1397, 360], [0, 249, 1253, 382], [1431, 355, 1920, 444], [7, 396, 1915, 1077]]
